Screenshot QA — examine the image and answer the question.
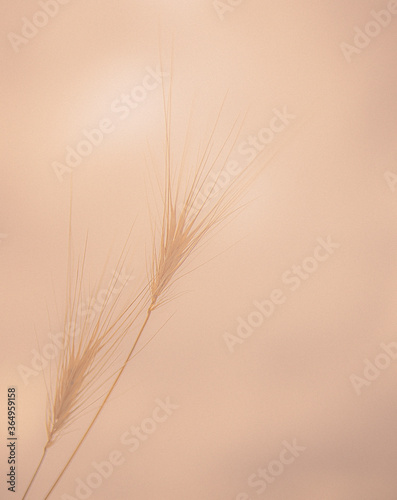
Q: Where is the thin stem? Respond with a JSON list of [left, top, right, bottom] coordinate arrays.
[[43, 305, 155, 499], [21, 447, 48, 500]]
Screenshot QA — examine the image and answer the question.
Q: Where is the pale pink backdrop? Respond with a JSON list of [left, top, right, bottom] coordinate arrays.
[[1, 1, 397, 499]]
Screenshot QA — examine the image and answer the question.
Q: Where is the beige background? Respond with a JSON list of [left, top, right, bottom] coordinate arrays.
[[1, 0, 397, 498]]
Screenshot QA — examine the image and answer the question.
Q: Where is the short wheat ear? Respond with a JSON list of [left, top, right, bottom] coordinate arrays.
[[21, 196, 148, 500]]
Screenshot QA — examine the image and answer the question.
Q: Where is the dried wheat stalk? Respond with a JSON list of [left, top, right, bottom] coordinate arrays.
[[21, 211, 149, 499], [24, 86, 259, 499]]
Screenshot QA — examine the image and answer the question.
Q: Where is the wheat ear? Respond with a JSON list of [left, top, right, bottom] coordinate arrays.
[[41, 91, 254, 498], [21, 199, 149, 499]]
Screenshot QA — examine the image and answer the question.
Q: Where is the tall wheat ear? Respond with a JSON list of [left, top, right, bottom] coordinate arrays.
[[40, 85, 263, 499], [21, 204, 149, 500]]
